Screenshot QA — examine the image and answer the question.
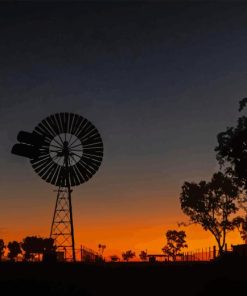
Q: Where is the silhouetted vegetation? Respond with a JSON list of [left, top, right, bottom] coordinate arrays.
[[0, 239, 5, 261], [22, 236, 56, 261], [110, 255, 120, 262], [139, 250, 147, 261], [98, 244, 106, 257], [122, 250, 135, 262], [162, 230, 187, 261], [216, 98, 247, 190], [180, 172, 239, 255], [215, 98, 247, 243], [7, 241, 22, 261], [233, 216, 247, 243]]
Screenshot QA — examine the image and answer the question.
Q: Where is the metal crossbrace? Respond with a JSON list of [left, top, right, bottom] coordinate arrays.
[[50, 186, 75, 261]]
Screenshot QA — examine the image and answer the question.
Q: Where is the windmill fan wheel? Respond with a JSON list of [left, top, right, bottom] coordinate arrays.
[[30, 113, 103, 187]]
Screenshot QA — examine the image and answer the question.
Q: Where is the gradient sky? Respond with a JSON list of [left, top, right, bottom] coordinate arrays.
[[0, 2, 247, 257]]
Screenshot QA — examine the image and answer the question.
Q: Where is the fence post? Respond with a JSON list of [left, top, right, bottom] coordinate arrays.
[[80, 245, 83, 262], [64, 247, 67, 261], [213, 246, 216, 259]]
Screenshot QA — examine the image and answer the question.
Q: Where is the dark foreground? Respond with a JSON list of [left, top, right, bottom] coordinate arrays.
[[0, 258, 246, 296]]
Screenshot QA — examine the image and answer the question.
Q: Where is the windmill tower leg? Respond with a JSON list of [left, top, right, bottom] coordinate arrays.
[[50, 186, 76, 261], [50, 142, 76, 261], [68, 184, 76, 261]]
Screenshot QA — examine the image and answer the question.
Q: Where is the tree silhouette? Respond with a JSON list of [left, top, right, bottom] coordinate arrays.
[[0, 239, 5, 261], [98, 244, 106, 256], [233, 215, 247, 243], [180, 172, 239, 255], [162, 230, 187, 261], [215, 98, 247, 191], [122, 250, 135, 262], [139, 250, 147, 261], [22, 236, 56, 261], [110, 255, 119, 262], [7, 241, 22, 261], [215, 98, 247, 231]]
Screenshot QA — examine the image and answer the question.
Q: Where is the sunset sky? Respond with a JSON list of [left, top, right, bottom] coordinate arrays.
[[0, 2, 246, 258]]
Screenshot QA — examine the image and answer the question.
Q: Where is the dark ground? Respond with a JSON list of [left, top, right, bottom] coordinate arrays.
[[0, 258, 246, 296]]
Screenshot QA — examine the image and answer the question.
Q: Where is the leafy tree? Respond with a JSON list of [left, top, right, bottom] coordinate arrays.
[[7, 241, 22, 261], [180, 172, 239, 255], [215, 98, 247, 193], [0, 239, 5, 261], [233, 215, 247, 243], [22, 236, 56, 261], [139, 250, 147, 261], [122, 250, 135, 262], [110, 255, 119, 262], [162, 230, 187, 261], [215, 99, 247, 244], [43, 238, 56, 252]]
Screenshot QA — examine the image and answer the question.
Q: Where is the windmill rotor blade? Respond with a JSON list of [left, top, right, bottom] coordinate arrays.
[[68, 113, 75, 135], [70, 114, 80, 135], [30, 112, 103, 187]]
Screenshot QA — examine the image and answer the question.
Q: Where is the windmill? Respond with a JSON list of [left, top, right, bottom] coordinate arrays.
[[11, 113, 103, 261]]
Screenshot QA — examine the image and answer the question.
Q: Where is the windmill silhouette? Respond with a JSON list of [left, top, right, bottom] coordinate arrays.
[[11, 113, 103, 261]]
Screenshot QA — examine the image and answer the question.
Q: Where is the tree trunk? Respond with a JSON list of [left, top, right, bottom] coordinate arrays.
[[218, 245, 224, 256]]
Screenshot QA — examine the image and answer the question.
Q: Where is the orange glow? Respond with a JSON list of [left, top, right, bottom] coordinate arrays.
[[1, 209, 243, 260], [0, 183, 244, 260]]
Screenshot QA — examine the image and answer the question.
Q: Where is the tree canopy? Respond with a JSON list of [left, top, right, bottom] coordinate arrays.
[[215, 98, 247, 242], [22, 236, 56, 261], [122, 250, 135, 262], [7, 241, 22, 261], [162, 230, 187, 261], [0, 239, 5, 261], [110, 255, 119, 262], [180, 172, 239, 255], [215, 98, 247, 191], [233, 216, 247, 244], [139, 250, 147, 261]]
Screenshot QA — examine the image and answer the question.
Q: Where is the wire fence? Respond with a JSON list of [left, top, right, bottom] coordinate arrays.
[[1, 244, 244, 263], [145, 245, 233, 262], [0, 245, 100, 263]]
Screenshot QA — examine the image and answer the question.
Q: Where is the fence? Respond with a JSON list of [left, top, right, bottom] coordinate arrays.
[[0, 245, 100, 263], [1, 244, 239, 263], [146, 244, 232, 262]]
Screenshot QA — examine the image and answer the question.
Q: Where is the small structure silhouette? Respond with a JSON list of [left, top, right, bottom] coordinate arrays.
[[232, 244, 247, 257]]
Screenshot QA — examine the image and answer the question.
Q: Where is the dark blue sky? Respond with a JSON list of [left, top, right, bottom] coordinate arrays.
[[0, 2, 247, 251]]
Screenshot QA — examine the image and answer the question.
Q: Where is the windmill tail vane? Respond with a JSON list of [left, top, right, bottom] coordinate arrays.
[[12, 131, 45, 159]]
